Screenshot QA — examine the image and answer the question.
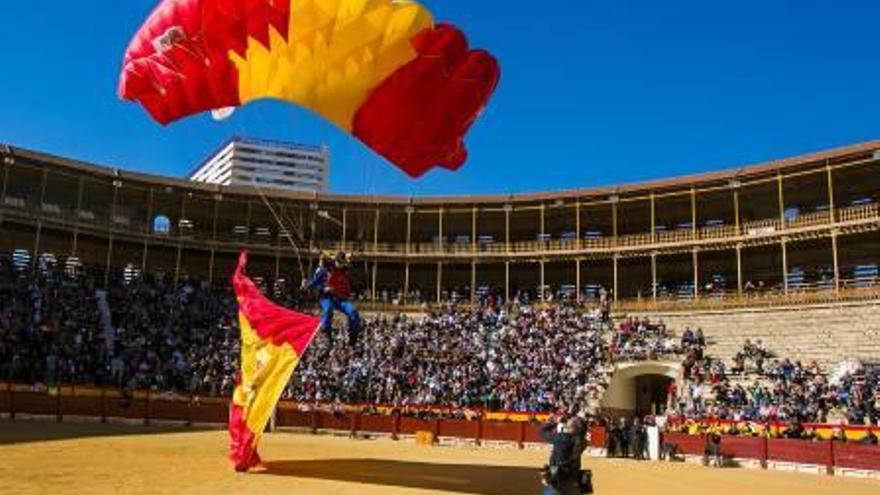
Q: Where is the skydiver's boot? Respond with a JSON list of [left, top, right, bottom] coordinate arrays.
[[320, 326, 335, 357], [347, 324, 361, 347]]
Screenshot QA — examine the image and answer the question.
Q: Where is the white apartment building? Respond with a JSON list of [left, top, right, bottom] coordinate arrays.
[[188, 138, 329, 193]]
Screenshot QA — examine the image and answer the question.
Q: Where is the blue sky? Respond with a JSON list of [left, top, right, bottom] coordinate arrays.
[[1, 1, 879, 196]]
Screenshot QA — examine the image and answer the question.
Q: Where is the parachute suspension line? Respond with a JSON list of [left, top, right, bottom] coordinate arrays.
[[251, 180, 307, 283], [228, 110, 307, 282]]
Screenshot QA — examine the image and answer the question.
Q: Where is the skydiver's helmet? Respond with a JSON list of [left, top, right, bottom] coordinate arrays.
[[320, 251, 335, 267], [334, 251, 350, 268]]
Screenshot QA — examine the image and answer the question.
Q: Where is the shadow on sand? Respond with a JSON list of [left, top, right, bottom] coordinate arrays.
[[261, 458, 543, 495], [0, 420, 208, 446]]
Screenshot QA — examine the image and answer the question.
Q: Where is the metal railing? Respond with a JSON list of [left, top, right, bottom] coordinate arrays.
[[2, 200, 878, 258]]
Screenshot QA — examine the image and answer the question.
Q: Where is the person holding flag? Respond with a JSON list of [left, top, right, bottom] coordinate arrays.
[[229, 251, 322, 472], [303, 251, 362, 347]]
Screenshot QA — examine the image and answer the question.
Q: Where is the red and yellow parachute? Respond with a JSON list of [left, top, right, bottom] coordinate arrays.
[[119, 0, 501, 177]]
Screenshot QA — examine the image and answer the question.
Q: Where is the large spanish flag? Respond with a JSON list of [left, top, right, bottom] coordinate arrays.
[[229, 251, 320, 472]]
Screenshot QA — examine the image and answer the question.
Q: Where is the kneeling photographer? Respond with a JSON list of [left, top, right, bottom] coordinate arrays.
[[540, 416, 592, 495]]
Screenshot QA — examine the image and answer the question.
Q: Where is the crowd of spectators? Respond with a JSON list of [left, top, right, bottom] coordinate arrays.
[[0, 255, 241, 398], [0, 255, 105, 385], [106, 273, 241, 398], [288, 304, 613, 414], [1, 255, 621, 414], [2, 251, 878, 425], [673, 340, 880, 426], [611, 318, 683, 361]]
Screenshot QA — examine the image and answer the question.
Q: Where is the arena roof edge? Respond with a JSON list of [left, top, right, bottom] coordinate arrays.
[[3, 140, 879, 206]]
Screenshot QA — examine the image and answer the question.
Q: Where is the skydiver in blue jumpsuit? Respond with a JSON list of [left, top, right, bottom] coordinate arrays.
[[303, 251, 362, 346]]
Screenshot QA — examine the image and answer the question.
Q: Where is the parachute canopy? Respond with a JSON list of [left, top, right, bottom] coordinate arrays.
[[119, 0, 501, 178]]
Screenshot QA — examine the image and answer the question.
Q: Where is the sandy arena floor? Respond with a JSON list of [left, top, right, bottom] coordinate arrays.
[[0, 420, 878, 495]]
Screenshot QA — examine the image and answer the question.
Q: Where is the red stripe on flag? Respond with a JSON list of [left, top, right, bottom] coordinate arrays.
[[233, 252, 320, 355]]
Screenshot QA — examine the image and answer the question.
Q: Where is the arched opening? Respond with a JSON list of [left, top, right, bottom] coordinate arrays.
[[635, 374, 673, 416], [153, 215, 171, 235], [602, 362, 680, 418]]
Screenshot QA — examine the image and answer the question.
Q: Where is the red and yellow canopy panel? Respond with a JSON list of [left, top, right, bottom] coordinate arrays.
[[230, 251, 320, 472], [119, 0, 501, 177]]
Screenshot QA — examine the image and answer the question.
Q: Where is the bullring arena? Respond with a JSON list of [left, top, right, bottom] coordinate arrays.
[[2, 420, 879, 495], [1, 142, 880, 493]]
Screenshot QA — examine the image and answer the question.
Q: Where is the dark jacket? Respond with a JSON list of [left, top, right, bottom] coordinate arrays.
[[540, 422, 586, 470]]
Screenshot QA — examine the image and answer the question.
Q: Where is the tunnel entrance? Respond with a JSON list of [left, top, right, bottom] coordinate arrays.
[[601, 362, 680, 418], [634, 374, 673, 416]]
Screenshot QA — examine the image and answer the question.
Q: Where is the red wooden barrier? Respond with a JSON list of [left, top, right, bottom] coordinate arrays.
[[398, 416, 433, 435], [437, 418, 474, 439], [662, 432, 707, 455], [718, 436, 765, 461], [150, 397, 191, 422], [1, 381, 12, 417], [524, 423, 546, 444], [104, 395, 148, 421], [481, 420, 520, 442], [0, 386, 10, 414], [189, 399, 227, 423], [316, 411, 350, 431], [767, 439, 832, 466], [14, 391, 56, 416], [60, 393, 104, 418], [833, 442, 880, 471], [357, 414, 393, 434], [276, 408, 312, 428], [392, 414, 401, 439]]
